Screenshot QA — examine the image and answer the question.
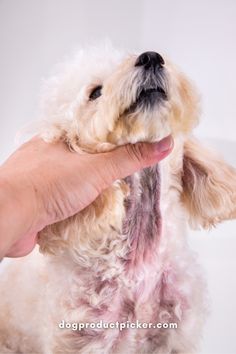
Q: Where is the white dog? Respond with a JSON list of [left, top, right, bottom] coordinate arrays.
[[0, 44, 236, 354]]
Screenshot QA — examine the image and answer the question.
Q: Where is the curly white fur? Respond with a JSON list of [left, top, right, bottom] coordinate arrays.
[[0, 44, 236, 354]]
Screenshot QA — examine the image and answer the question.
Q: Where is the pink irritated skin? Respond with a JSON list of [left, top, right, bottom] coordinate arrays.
[[62, 164, 190, 353], [122, 164, 189, 317], [123, 165, 162, 268]]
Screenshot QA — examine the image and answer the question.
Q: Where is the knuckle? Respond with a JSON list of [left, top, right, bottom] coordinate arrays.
[[126, 142, 149, 167], [107, 159, 121, 181]]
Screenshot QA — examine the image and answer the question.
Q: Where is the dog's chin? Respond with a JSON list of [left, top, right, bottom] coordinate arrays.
[[125, 86, 167, 115]]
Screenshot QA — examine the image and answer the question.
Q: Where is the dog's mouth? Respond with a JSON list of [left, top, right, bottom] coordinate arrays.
[[125, 85, 167, 114], [137, 86, 167, 102]]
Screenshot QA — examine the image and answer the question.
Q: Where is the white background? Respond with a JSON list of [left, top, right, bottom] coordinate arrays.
[[0, 1, 236, 353]]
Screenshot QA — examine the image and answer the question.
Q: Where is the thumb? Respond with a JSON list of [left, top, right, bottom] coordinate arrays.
[[103, 135, 173, 183]]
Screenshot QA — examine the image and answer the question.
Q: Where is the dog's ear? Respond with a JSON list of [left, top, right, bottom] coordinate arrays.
[[181, 138, 236, 228]]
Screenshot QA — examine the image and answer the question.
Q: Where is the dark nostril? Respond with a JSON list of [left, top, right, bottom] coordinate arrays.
[[135, 51, 165, 69]]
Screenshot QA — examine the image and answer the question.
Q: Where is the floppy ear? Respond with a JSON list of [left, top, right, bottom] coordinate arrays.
[[182, 138, 236, 228]]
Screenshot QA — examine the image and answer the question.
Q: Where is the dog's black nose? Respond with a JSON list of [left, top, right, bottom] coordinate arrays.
[[135, 51, 165, 69]]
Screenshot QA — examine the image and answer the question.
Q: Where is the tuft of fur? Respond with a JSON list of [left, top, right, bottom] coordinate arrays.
[[0, 44, 235, 354]]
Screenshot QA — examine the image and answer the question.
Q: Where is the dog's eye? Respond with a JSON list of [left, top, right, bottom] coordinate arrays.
[[89, 85, 102, 100]]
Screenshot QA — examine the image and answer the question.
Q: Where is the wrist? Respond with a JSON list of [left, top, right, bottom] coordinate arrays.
[[0, 167, 42, 257]]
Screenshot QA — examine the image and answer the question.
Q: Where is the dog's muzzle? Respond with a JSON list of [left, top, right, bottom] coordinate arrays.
[[127, 51, 168, 113]]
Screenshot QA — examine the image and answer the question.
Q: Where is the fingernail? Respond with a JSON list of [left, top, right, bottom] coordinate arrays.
[[155, 135, 173, 152]]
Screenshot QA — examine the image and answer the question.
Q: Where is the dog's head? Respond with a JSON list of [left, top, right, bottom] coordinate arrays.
[[40, 44, 236, 252], [41, 45, 199, 151]]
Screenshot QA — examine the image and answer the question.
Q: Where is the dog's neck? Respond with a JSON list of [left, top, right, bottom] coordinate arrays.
[[123, 165, 162, 267], [39, 151, 183, 277]]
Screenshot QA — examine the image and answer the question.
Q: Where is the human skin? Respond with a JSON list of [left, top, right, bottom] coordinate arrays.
[[0, 135, 173, 258]]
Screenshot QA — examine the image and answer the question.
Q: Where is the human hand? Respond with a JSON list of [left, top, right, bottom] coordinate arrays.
[[0, 135, 173, 258]]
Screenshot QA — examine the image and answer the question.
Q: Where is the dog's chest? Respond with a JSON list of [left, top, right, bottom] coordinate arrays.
[[68, 165, 166, 310], [56, 165, 192, 353]]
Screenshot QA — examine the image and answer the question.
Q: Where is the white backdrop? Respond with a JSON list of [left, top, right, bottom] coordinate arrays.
[[0, 1, 236, 353]]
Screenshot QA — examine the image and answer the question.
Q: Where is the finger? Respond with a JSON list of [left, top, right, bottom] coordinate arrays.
[[103, 135, 173, 183]]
